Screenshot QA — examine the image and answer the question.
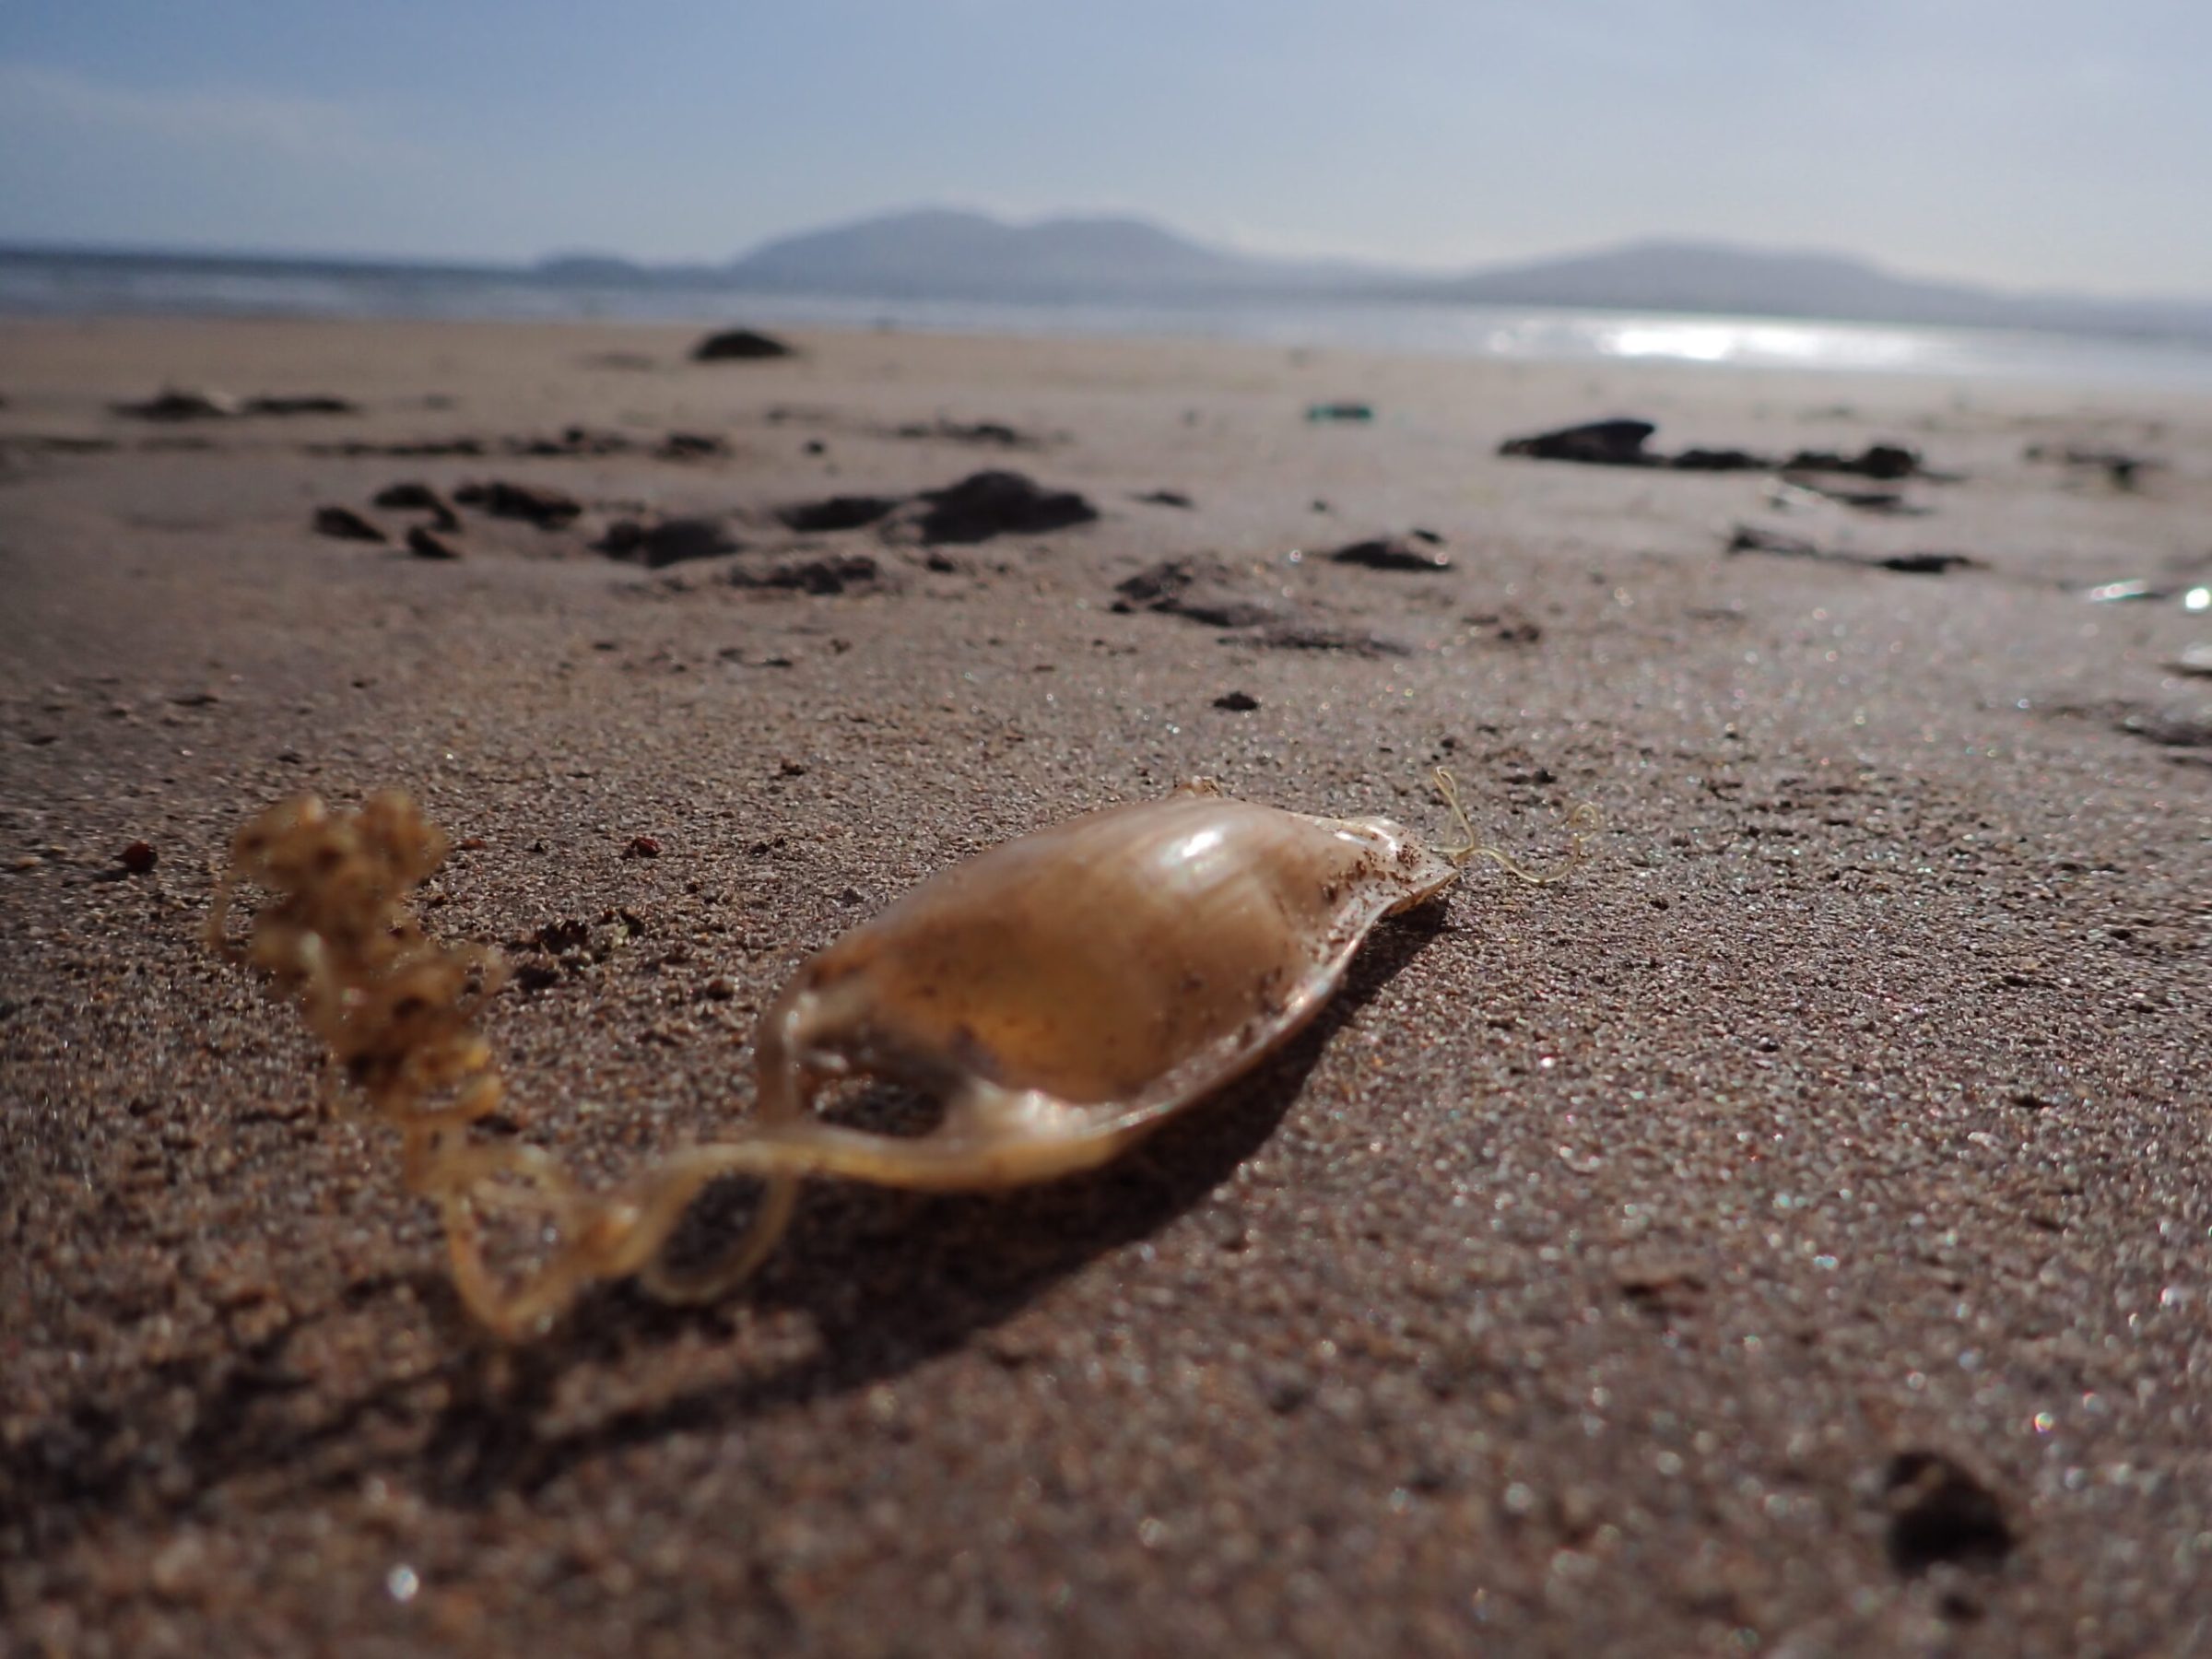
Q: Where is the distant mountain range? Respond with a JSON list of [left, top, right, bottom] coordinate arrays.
[[7, 207, 2206, 343], [537, 207, 2212, 343]]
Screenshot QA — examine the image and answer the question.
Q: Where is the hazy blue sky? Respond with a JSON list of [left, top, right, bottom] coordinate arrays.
[[4, 1, 2208, 295]]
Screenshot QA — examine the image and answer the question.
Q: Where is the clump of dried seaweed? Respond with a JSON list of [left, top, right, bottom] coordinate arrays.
[[208, 793, 596, 1337]]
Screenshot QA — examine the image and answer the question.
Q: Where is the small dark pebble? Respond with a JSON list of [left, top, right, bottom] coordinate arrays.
[[1499, 418, 1657, 466], [691, 328, 794, 361], [776, 494, 902, 533], [895, 418, 1030, 447], [406, 525, 462, 560], [1330, 535, 1453, 572], [312, 506, 386, 543], [1670, 446, 1769, 472], [1884, 1451, 2015, 1576], [1111, 559, 1285, 630], [453, 479, 582, 528], [1260, 1365, 1315, 1412], [733, 555, 883, 595], [112, 388, 241, 421], [656, 430, 731, 460], [1135, 488, 1194, 509], [1876, 551, 1978, 575], [118, 840, 158, 875], [624, 835, 663, 859], [371, 480, 462, 530], [312, 436, 487, 459], [536, 918, 593, 953], [1215, 690, 1261, 712], [597, 516, 742, 567], [244, 394, 358, 417], [913, 470, 1098, 545], [1727, 524, 1976, 576], [513, 961, 563, 993], [1785, 441, 1920, 480], [1250, 623, 1411, 657]]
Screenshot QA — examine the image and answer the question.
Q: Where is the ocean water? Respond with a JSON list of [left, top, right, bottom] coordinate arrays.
[[6, 248, 2211, 394]]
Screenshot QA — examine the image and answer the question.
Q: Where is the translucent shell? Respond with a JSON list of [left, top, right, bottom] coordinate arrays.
[[761, 782, 1454, 1171], [621, 782, 1463, 1303]]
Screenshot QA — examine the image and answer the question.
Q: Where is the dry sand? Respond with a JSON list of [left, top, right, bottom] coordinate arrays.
[[3, 316, 2211, 1655]]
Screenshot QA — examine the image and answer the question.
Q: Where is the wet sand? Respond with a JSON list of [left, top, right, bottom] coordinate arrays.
[[4, 316, 2211, 1655]]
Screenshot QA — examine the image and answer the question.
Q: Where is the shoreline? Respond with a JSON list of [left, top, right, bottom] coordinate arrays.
[[7, 270, 2212, 394]]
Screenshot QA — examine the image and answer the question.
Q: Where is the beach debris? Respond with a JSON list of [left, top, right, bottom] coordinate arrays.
[[112, 388, 242, 421], [1767, 477, 1920, 515], [372, 481, 462, 531], [2082, 578, 2169, 604], [2026, 443, 2159, 488], [597, 515, 744, 568], [511, 425, 638, 457], [910, 469, 1099, 544], [1135, 488, 1194, 509], [1112, 558, 1288, 629], [1214, 690, 1261, 711], [245, 394, 359, 417], [206, 773, 1590, 1336], [318, 430, 723, 462], [731, 553, 883, 594], [207, 790, 509, 1223], [1466, 608, 1544, 646], [453, 479, 582, 528], [1501, 419, 1927, 480], [1245, 622, 1414, 657], [1110, 559, 1411, 653], [1778, 444, 1920, 484], [775, 493, 902, 533], [312, 436, 488, 458], [1499, 418, 1657, 465], [691, 327, 794, 361], [406, 525, 463, 559], [112, 388, 361, 421], [312, 505, 388, 544], [118, 840, 158, 875], [1785, 442, 1920, 480], [0, 434, 118, 458], [1883, 1451, 2015, 1576], [657, 430, 731, 460], [118, 389, 361, 420], [1726, 524, 1977, 575], [894, 418, 1035, 447], [1329, 531, 1453, 572], [2092, 704, 2212, 750], [1305, 402, 1373, 423], [1667, 446, 1770, 472]]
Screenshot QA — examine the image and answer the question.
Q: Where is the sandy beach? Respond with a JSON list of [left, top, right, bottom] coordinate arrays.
[[5, 315, 2212, 1654]]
